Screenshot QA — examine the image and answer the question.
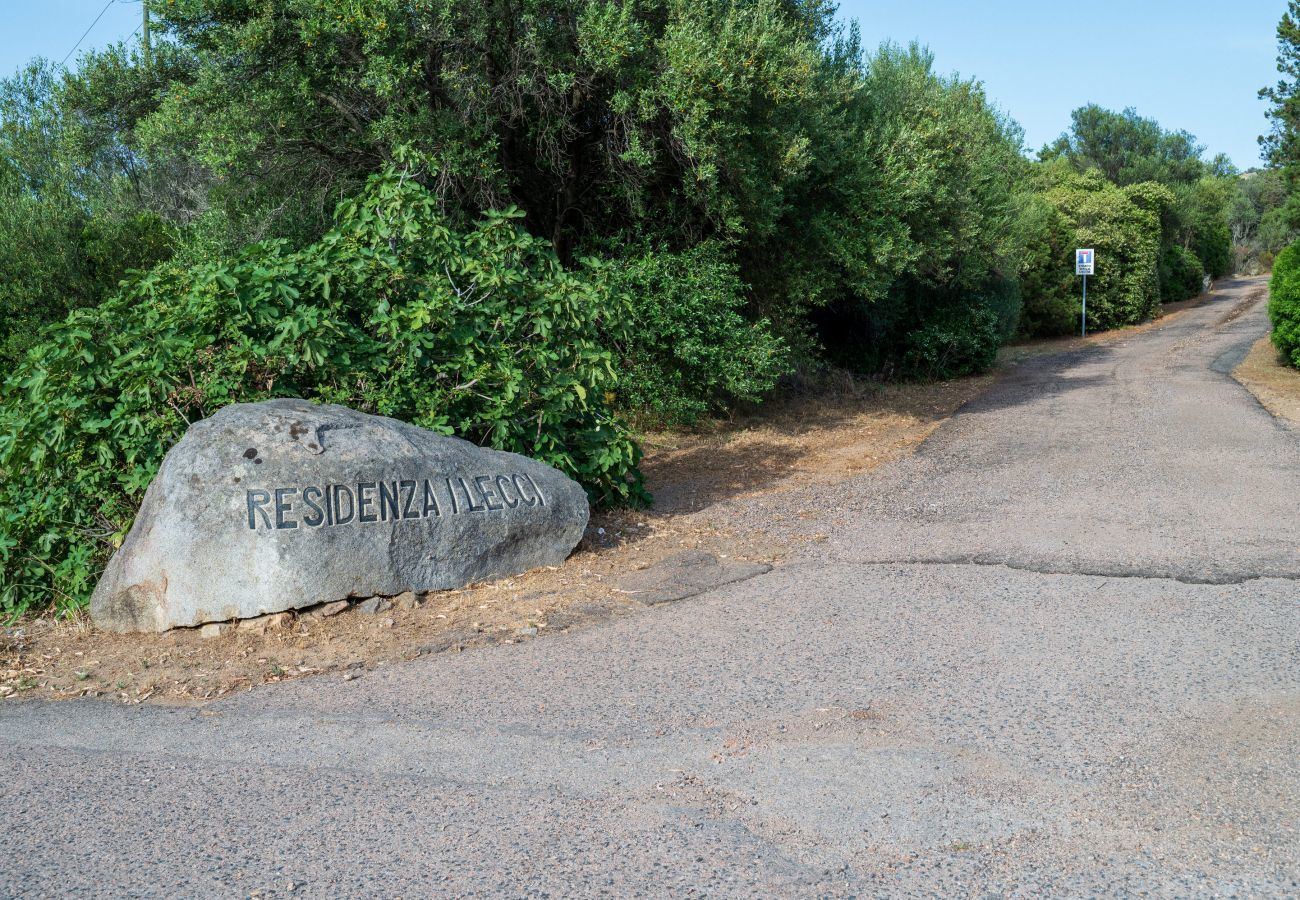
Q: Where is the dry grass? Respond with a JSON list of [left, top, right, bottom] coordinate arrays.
[[1234, 337, 1300, 426]]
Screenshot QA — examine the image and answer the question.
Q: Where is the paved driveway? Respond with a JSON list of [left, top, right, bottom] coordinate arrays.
[[3, 277, 1297, 896]]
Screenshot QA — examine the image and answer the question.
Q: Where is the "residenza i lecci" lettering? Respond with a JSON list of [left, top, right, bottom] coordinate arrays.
[[245, 472, 547, 531]]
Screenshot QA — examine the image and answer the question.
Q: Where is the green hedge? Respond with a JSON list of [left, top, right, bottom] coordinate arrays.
[[610, 242, 789, 428], [1024, 171, 1164, 333], [0, 167, 645, 617], [901, 298, 1002, 380], [1159, 244, 1205, 303], [1270, 241, 1300, 368]]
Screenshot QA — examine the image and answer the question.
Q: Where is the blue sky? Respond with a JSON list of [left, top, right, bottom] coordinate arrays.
[[842, 0, 1285, 169], [1, 1, 143, 72], [0, 0, 1288, 169]]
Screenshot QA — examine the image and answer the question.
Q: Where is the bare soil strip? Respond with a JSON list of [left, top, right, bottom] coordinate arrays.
[[1234, 336, 1300, 426]]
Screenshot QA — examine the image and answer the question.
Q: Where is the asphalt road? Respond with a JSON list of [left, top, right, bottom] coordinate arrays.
[[3, 277, 1298, 897]]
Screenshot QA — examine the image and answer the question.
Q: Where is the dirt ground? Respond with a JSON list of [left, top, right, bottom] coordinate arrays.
[[0, 287, 1255, 706], [1234, 336, 1300, 426]]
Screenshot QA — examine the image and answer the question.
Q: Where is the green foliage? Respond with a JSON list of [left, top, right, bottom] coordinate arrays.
[[1042, 105, 1219, 187], [1159, 244, 1205, 303], [0, 191, 176, 364], [1228, 170, 1296, 272], [1015, 193, 1079, 336], [813, 43, 1026, 374], [1043, 105, 1234, 292], [1269, 241, 1300, 367], [0, 56, 181, 364], [900, 294, 1003, 381], [1261, 1, 1300, 230], [1170, 177, 1233, 280], [0, 167, 644, 617], [1192, 221, 1232, 281], [84, 4, 1020, 359], [136, 0, 881, 321], [608, 242, 789, 427], [1023, 168, 1163, 332]]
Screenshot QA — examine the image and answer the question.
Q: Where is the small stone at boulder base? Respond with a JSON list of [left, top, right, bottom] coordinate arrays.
[[615, 551, 773, 605], [393, 592, 421, 611], [237, 612, 294, 633], [90, 399, 589, 633], [200, 623, 235, 639], [355, 596, 392, 615], [312, 600, 351, 619]]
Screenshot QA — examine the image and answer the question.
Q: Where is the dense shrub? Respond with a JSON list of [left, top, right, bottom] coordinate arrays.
[[0, 168, 645, 616], [1159, 244, 1205, 303], [1018, 287, 1078, 338], [124, 0, 916, 343], [609, 242, 789, 427], [812, 44, 1026, 372], [1228, 170, 1295, 273], [1026, 170, 1163, 332], [1015, 196, 1079, 337], [1171, 178, 1234, 280], [1269, 241, 1300, 367], [1042, 106, 1236, 292], [1193, 221, 1233, 279], [0, 60, 182, 364], [0, 175, 176, 365], [901, 298, 1002, 380]]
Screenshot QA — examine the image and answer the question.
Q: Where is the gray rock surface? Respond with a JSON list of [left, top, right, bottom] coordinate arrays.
[[90, 399, 588, 632]]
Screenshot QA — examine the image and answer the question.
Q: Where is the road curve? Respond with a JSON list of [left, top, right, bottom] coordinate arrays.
[[3, 277, 1297, 897]]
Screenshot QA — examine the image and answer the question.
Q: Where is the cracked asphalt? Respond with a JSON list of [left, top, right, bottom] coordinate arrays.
[[3, 277, 1298, 897]]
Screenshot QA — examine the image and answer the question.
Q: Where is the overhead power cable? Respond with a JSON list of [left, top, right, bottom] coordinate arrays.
[[60, 0, 117, 68]]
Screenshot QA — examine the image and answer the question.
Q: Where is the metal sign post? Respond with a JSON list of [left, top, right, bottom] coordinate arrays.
[[1082, 274, 1087, 337], [1076, 248, 1095, 336]]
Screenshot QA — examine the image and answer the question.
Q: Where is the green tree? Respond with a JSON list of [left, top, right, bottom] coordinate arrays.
[[1227, 169, 1293, 271], [1261, 0, 1300, 229], [813, 42, 1028, 377], [1174, 178, 1233, 281], [118, 3, 1033, 370], [0, 56, 178, 363], [1014, 190, 1078, 336], [1042, 105, 1213, 187], [1043, 104, 1233, 294]]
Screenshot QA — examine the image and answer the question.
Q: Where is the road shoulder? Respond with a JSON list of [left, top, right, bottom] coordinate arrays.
[[1234, 335, 1300, 426]]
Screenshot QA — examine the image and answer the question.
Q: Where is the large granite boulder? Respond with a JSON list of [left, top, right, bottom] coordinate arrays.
[[91, 399, 589, 632]]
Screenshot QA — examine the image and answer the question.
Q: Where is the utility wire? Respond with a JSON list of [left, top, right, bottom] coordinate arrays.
[[60, 0, 118, 68]]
